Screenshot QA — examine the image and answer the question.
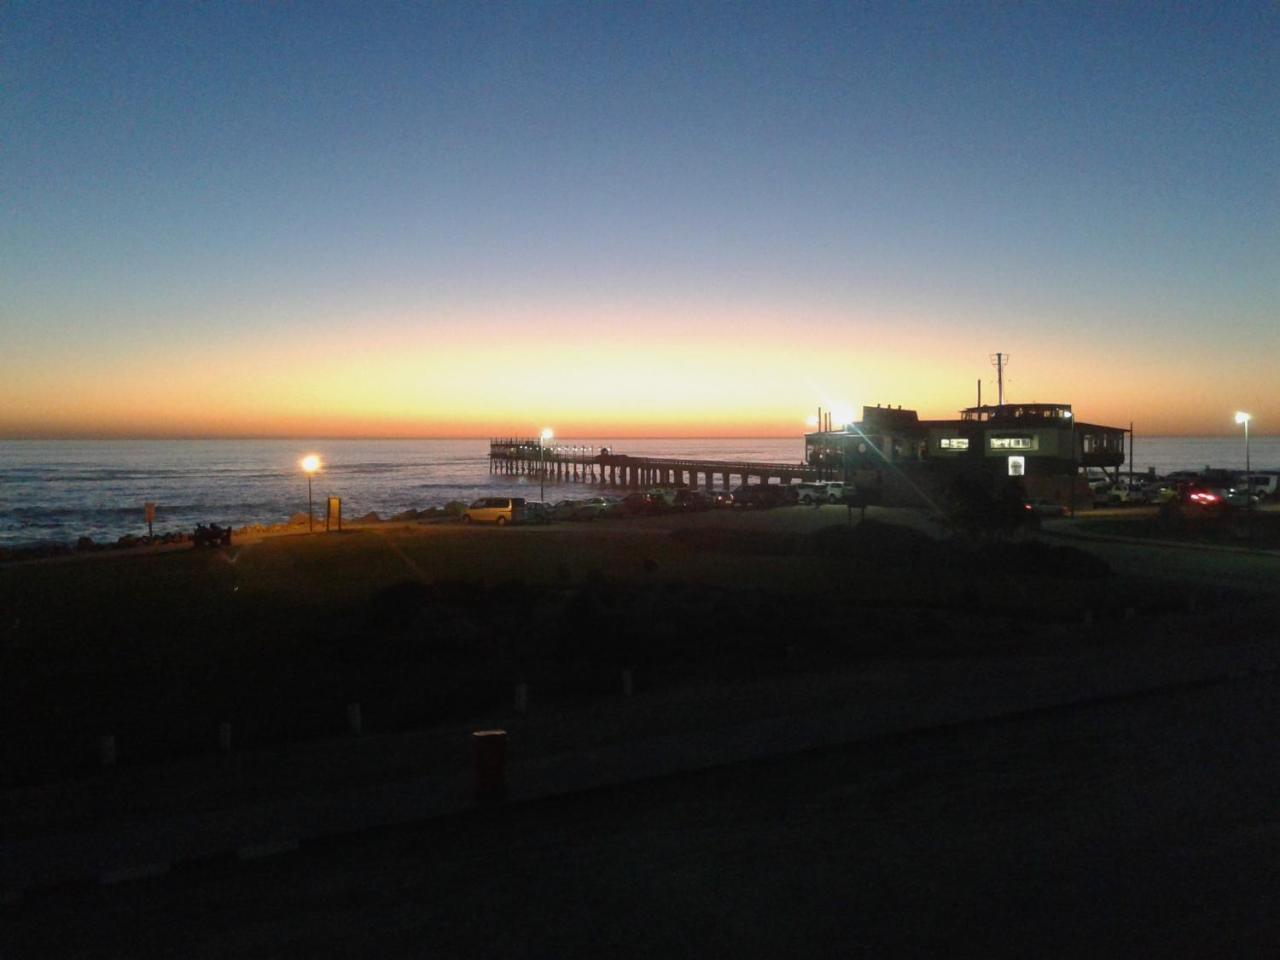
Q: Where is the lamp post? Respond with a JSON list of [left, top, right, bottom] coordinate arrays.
[[1064, 409, 1075, 517], [540, 427, 553, 502], [1235, 411, 1252, 511], [300, 454, 320, 533]]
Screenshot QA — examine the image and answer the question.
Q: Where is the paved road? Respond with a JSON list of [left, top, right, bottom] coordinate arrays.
[[9, 669, 1280, 958]]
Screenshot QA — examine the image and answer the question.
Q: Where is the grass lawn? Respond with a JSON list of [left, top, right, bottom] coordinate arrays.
[[0, 516, 1256, 786]]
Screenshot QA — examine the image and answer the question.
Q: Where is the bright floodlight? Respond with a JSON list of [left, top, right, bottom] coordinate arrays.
[[1235, 411, 1251, 425], [301, 454, 320, 474], [832, 406, 855, 428], [540, 427, 554, 442]]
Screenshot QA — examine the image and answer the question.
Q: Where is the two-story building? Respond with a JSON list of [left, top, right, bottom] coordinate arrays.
[[806, 402, 1128, 506]]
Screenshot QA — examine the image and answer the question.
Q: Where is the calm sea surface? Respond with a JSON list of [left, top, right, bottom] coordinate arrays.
[[1, 436, 1275, 548]]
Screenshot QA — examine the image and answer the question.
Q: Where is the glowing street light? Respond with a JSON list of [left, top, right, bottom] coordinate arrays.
[[300, 454, 321, 533], [540, 427, 553, 502], [1235, 412, 1252, 509]]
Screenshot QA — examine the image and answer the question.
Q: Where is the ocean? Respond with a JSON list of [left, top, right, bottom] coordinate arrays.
[[1, 436, 1275, 548]]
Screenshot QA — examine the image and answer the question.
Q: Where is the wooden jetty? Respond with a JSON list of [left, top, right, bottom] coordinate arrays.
[[488, 438, 819, 491]]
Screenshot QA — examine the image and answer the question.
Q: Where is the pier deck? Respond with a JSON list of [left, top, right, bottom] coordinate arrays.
[[488, 439, 819, 491]]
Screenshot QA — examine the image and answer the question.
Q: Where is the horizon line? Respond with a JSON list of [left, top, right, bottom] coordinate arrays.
[[0, 431, 1267, 442]]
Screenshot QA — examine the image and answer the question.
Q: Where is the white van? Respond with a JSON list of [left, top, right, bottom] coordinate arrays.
[[1241, 473, 1278, 499], [463, 497, 526, 525]]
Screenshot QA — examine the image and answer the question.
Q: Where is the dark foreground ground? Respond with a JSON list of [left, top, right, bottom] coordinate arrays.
[[8, 666, 1280, 958], [5, 508, 1280, 957]]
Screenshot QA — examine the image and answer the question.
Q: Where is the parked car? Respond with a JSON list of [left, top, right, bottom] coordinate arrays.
[[551, 499, 583, 520], [523, 501, 552, 524], [644, 488, 679, 508], [1239, 473, 1278, 499], [1107, 480, 1149, 504], [463, 497, 526, 525], [707, 489, 733, 508], [823, 481, 848, 503], [794, 482, 828, 505], [672, 488, 713, 512], [572, 496, 622, 520], [731, 484, 793, 509], [1086, 474, 1112, 492], [621, 492, 662, 515], [1209, 486, 1257, 507], [1025, 497, 1068, 517]]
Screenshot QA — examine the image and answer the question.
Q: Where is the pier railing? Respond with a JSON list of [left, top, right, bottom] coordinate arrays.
[[488, 439, 818, 490]]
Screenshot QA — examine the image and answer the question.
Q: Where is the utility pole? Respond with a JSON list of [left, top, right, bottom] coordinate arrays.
[[989, 353, 1008, 407]]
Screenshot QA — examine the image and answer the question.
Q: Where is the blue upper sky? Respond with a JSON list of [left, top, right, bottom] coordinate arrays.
[[3, 2, 1277, 436]]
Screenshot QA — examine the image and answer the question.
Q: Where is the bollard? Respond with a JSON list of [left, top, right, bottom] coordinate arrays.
[[622, 668, 634, 697], [346, 702, 363, 736], [473, 729, 507, 802], [99, 734, 117, 767], [218, 721, 232, 753], [514, 682, 529, 713]]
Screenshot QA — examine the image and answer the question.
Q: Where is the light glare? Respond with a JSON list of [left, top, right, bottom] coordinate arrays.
[[300, 454, 320, 474]]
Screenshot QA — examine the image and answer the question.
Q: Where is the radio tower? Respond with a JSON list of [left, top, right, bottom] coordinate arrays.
[[989, 352, 1008, 407]]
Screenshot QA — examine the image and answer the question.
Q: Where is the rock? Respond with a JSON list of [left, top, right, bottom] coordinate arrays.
[[76, 536, 96, 551], [356, 511, 382, 523], [391, 509, 420, 522]]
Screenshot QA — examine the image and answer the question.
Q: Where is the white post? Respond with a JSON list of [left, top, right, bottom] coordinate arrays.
[[218, 721, 233, 753]]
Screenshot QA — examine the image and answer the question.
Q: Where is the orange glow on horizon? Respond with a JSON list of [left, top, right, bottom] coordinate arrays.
[[2, 305, 1276, 439]]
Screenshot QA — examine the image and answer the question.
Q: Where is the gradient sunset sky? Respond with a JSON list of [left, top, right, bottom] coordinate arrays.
[[3, 2, 1276, 438]]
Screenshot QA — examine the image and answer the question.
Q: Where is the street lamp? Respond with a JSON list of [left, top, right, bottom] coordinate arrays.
[[540, 427, 553, 502], [1063, 409, 1076, 517], [1235, 412, 1252, 508], [300, 454, 321, 533]]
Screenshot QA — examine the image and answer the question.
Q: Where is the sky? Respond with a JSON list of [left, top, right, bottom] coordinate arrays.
[[2, 1, 1276, 438]]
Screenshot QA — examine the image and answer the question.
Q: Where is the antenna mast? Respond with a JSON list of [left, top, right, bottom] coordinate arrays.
[[989, 353, 1008, 406]]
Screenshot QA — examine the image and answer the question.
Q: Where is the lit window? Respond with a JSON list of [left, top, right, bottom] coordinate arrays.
[[940, 437, 969, 450], [990, 436, 1033, 450]]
